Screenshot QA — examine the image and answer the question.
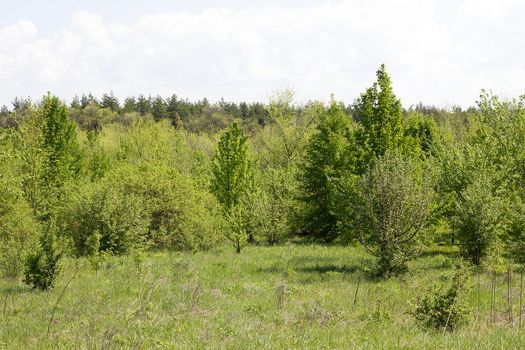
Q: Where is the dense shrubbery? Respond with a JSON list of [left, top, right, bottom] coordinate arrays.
[[0, 144, 40, 278]]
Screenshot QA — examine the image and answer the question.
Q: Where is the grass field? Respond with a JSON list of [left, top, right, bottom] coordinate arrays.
[[1, 244, 524, 349]]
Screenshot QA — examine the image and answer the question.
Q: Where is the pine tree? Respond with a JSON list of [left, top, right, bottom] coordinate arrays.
[[136, 95, 152, 116], [151, 95, 168, 121], [100, 92, 120, 112]]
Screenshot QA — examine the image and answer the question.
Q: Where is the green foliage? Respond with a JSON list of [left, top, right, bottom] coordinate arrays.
[[258, 89, 315, 168], [299, 100, 356, 241], [119, 163, 224, 250], [83, 131, 110, 180], [253, 168, 296, 245], [40, 94, 82, 190], [226, 204, 249, 253], [23, 224, 62, 290], [354, 64, 416, 169], [0, 140, 40, 278], [505, 198, 525, 263], [211, 122, 255, 252], [59, 178, 148, 256], [70, 103, 116, 131], [211, 121, 254, 211], [414, 269, 470, 331], [453, 176, 508, 266], [405, 112, 441, 156], [349, 151, 434, 276]]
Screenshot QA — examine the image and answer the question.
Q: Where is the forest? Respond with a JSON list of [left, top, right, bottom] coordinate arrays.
[[1, 65, 525, 348]]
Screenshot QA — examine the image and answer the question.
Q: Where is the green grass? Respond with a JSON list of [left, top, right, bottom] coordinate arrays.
[[1, 244, 524, 349]]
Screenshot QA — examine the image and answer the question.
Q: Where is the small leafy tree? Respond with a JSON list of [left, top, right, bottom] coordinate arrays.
[[211, 122, 254, 252], [249, 168, 294, 245], [350, 151, 434, 276], [453, 176, 508, 265]]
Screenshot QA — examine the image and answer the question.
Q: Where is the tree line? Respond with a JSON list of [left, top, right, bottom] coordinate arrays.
[[0, 64, 522, 289]]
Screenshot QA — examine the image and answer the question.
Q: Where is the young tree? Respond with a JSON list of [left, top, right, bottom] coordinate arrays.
[[211, 122, 254, 252], [40, 94, 82, 193], [354, 64, 415, 172], [453, 176, 508, 266], [251, 90, 314, 243], [350, 151, 434, 276], [299, 99, 357, 241]]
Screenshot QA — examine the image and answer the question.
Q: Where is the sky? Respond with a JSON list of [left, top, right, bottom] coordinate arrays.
[[0, 0, 524, 108]]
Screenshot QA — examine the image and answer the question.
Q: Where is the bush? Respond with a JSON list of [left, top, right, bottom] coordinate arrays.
[[414, 270, 470, 331], [453, 176, 508, 265], [346, 151, 435, 276], [59, 178, 149, 256], [0, 195, 40, 278], [0, 144, 40, 278], [24, 225, 62, 290], [120, 163, 224, 250]]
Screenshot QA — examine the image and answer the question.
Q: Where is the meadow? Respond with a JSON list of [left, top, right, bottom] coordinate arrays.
[[1, 244, 524, 349], [2, 65, 525, 349]]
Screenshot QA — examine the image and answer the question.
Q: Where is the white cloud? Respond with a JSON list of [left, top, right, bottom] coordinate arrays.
[[0, 0, 524, 107]]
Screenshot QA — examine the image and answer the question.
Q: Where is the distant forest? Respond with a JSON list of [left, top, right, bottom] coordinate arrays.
[[0, 86, 469, 135]]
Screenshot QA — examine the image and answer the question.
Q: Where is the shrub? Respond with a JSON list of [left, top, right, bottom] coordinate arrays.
[[414, 270, 470, 331], [347, 151, 434, 276], [0, 195, 40, 278], [120, 163, 224, 250], [453, 176, 508, 265], [59, 179, 149, 256], [0, 143, 40, 278], [24, 225, 62, 290], [249, 168, 296, 245]]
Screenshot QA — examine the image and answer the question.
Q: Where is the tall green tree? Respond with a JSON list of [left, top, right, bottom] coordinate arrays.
[[40, 94, 81, 192], [299, 99, 357, 241], [211, 122, 253, 211], [354, 64, 415, 171], [211, 122, 254, 252]]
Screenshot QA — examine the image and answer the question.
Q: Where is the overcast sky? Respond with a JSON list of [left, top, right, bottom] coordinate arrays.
[[1, 0, 523, 108]]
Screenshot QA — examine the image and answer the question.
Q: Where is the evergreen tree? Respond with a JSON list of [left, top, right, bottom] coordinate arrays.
[[101, 92, 120, 112], [70, 95, 81, 109], [299, 99, 357, 241], [122, 96, 137, 113], [136, 95, 152, 116], [151, 95, 168, 121]]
